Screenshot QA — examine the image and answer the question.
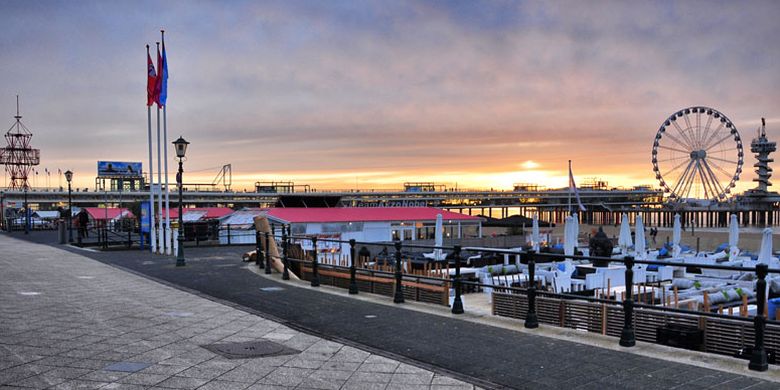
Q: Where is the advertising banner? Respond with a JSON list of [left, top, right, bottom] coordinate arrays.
[[97, 161, 142, 177], [140, 201, 151, 233]]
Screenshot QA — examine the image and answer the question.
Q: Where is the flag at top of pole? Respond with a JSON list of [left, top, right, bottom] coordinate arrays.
[[159, 30, 168, 107], [568, 160, 586, 212], [155, 43, 163, 107], [146, 45, 157, 106]]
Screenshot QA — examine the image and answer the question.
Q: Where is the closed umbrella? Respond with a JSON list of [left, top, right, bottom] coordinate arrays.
[[728, 214, 739, 259], [532, 213, 540, 251], [572, 213, 579, 242], [758, 227, 773, 265], [434, 213, 443, 260], [563, 215, 575, 257], [635, 214, 646, 260], [672, 214, 682, 258], [618, 213, 632, 255]]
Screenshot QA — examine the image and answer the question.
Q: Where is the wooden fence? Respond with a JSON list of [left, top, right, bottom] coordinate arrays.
[[493, 291, 779, 359]]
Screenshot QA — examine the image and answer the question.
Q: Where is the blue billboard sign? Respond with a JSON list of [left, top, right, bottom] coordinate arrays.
[[140, 201, 151, 233], [97, 161, 142, 177]]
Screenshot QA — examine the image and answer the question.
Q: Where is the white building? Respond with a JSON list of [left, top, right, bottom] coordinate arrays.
[[265, 207, 482, 252]]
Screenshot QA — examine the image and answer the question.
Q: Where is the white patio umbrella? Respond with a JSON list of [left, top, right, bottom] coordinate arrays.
[[572, 213, 580, 245], [634, 214, 646, 260], [433, 213, 444, 260], [563, 215, 575, 257], [672, 214, 682, 258], [728, 214, 740, 259], [758, 227, 773, 265], [532, 213, 540, 251], [618, 213, 632, 255]]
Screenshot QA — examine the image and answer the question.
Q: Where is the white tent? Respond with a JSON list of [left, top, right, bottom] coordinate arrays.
[[728, 214, 740, 259], [563, 215, 575, 257], [618, 213, 632, 255], [532, 213, 540, 251], [672, 214, 682, 258], [635, 214, 646, 260], [758, 227, 773, 265]]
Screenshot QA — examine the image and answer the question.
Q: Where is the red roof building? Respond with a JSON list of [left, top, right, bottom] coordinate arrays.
[[157, 207, 234, 220], [266, 207, 482, 244], [267, 207, 479, 224], [83, 207, 134, 221]]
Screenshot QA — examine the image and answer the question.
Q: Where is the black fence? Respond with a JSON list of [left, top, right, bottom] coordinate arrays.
[[252, 226, 778, 372]]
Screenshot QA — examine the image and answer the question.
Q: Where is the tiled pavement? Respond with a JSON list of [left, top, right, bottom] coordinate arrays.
[[0, 235, 477, 389]]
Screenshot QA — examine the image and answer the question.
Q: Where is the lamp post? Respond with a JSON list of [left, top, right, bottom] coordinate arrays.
[[0, 191, 5, 232], [23, 185, 29, 234], [65, 170, 73, 243], [173, 136, 189, 267]]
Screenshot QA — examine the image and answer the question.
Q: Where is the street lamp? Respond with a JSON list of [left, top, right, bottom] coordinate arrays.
[[65, 170, 73, 243], [173, 136, 189, 267], [0, 191, 5, 232], [23, 185, 29, 235]]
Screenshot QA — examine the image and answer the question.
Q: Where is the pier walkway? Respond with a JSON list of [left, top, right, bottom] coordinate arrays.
[[0, 235, 472, 390], [2, 232, 778, 389]]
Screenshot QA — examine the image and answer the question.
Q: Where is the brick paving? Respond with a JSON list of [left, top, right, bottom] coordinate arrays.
[[0, 234, 476, 390], [3, 232, 779, 389]]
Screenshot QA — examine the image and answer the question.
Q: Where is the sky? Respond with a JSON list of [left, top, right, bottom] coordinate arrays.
[[1, 0, 779, 194]]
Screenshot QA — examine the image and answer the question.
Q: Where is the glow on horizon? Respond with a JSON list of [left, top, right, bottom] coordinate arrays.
[[1, 2, 778, 197]]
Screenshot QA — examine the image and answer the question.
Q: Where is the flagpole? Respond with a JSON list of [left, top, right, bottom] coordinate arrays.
[[568, 160, 572, 216], [155, 43, 164, 254], [162, 30, 172, 256], [147, 46, 156, 254]]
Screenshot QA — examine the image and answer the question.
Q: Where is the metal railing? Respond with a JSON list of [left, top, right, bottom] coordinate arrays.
[[254, 225, 778, 372]]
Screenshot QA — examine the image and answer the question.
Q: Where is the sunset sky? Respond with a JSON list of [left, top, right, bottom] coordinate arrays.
[[1, 1, 779, 193]]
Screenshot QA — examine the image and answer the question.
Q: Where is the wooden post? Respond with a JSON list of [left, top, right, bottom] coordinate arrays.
[[674, 286, 679, 308], [703, 291, 710, 313]]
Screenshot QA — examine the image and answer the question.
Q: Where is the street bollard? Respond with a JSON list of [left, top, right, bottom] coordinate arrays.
[[524, 250, 538, 328], [451, 245, 464, 314], [255, 230, 264, 268], [227, 224, 231, 245], [620, 256, 636, 347], [393, 241, 404, 303], [750, 263, 769, 371], [310, 236, 320, 287], [349, 239, 358, 294], [264, 231, 272, 274], [282, 228, 290, 280]]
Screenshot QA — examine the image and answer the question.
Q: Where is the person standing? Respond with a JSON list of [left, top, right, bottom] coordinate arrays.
[[77, 210, 89, 239]]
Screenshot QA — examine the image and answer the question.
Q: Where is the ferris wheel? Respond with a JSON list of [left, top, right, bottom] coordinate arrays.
[[651, 106, 743, 201]]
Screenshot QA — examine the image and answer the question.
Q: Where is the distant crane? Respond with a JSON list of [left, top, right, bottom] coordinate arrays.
[[212, 164, 232, 191]]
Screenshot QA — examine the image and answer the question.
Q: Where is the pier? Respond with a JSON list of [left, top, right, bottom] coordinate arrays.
[[4, 185, 780, 229]]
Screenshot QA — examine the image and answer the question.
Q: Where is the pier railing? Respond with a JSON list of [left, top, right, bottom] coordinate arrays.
[[255, 226, 779, 372]]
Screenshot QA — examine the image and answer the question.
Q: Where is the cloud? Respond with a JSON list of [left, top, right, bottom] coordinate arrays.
[[1, 1, 778, 194]]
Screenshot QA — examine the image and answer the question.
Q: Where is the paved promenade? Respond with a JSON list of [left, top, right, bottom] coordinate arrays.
[[0, 235, 475, 390], [3, 233, 779, 389]]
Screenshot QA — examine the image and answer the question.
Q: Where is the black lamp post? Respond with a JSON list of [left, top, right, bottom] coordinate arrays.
[[65, 170, 73, 243], [173, 136, 189, 267], [23, 185, 29, 234], [0, 191, 5, 232]]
